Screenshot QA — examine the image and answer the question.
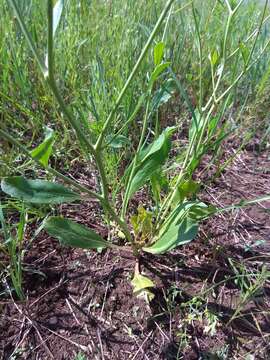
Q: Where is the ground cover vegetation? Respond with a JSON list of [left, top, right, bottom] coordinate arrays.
[[0, 0, 270, 359]]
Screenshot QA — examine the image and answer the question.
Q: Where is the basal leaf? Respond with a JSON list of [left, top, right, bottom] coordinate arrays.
[[131, 273, 155, 293], [30, 126, 55, 166], [143, 217, 198, 254], [143, 201, 205, 254], [44, 217, 109, 249], [131, 273, 155, 301], [1, 176, 80, 204]]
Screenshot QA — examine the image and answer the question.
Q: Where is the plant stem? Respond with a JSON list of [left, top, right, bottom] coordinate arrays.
[[192, 4, 203, 110]]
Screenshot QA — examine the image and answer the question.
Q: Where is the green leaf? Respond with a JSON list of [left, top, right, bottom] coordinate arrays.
[[151, 78, 176, 111], [130, 206, 153, 241], [126, 127, 175, 201], [188, 203, 217, 220], [154, 42, 165, 66], [150, 170, 168, 203], [107, 134, 131, 149], [172, 179, 200, 205], [30, 126, 55, 166], [149, 62, 171, 87], [209, 49, 219, 66], [131, 273, 155, 301], [143, 201, 203, 254], [239, 42, 249, 66], [1, 176, 80, 204], [44, 217, 109, 249], [53, 0, 64, 37], [131, 273, 155, 293], [143, 217, 198, 254]]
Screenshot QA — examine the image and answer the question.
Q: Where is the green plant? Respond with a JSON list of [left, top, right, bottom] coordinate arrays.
[[1, 0, 270, 299]]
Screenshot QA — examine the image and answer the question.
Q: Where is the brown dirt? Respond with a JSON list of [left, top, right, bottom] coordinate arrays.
[[0, 141, 270, 360]]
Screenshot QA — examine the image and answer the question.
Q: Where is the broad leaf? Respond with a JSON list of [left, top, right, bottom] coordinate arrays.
[[30, 126, 55, 166], [44, 217, 109, 249], [143, 201, 208, 254], [131, 273, 155, 301], [143, 217, 198, 254], [126, 127, 175, 201], [154, 42, 165, 66], [130, 206, 153, 243], [1, 176, 80, 204]]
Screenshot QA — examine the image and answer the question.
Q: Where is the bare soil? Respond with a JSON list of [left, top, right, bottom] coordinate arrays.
[[1, 140, 270, 360]]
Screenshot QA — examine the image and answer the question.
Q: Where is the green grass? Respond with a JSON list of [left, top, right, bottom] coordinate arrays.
[[1, 0, 269, 181]]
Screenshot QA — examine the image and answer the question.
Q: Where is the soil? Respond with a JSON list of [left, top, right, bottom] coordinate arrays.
[[0, 139, 270, 360]]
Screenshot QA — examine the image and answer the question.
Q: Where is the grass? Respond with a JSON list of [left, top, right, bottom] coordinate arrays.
[[0, 0, 270, 358]]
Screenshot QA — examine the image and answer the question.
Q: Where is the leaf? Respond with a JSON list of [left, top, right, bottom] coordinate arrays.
[[1, 176, 80, 204], [149, 62, 171, 87], [151, 78, 176, 111], [30, 126, 55, 166], [239, 42, 249, 66], [130, 206, 153, 242], [209, 49, 219, 66], [143, 201, 203, 254], [188, 202, 217, 220], [53, 0, 64, 37], [154, 42, 165, 66], [44, 217, 109, 249], [189, 108, 203, 140], [172, 179, 200, 205], [131, 273, 155, 301], [143, 217, 198, 254], [107, 134, 131, 149], [150, 169, 168, 203], [131, 273, 155, 292], [126, 127, 175, 201]]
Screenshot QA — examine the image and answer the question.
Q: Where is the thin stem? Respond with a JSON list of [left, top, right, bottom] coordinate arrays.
[[95, 0, 175, 150], [192, 4, 203, 110]]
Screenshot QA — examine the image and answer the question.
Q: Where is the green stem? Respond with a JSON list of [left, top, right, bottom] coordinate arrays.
[[192, 4, 203, 110]]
